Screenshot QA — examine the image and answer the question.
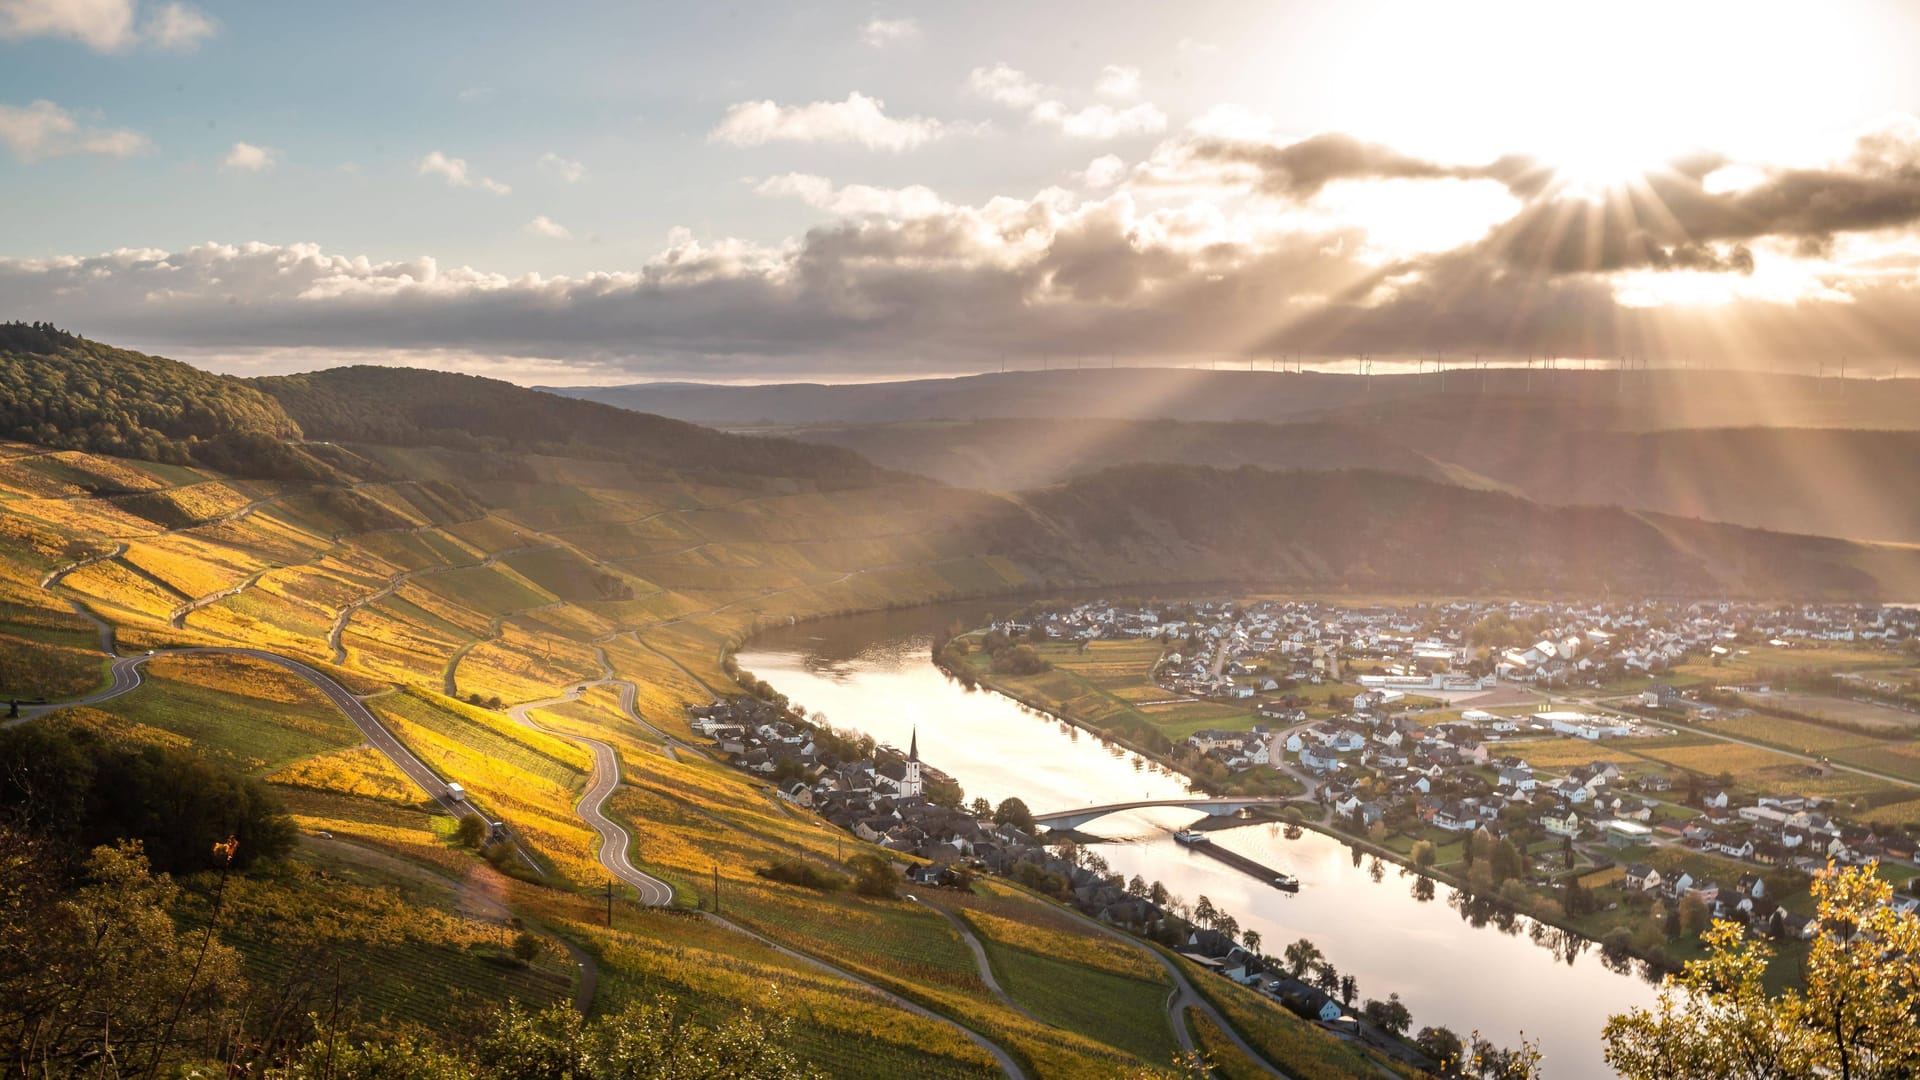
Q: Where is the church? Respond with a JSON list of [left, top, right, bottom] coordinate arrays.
[[874, 727, 924, 798]]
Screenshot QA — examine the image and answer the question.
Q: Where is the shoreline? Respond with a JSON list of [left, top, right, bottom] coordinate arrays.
[[946, 644, 1679, 981]]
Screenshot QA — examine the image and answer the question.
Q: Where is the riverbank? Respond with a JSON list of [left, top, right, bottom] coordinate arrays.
[[944, 633, 1686, 985]]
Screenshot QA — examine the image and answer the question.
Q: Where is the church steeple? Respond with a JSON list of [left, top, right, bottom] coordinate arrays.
[[902, 725, 923, 798]]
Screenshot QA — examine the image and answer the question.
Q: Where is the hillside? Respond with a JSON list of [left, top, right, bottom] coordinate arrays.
[[0, 322, 327, 480], [782, 418, 1451, 492], [255, 366, 892, 489], [788, 416, 1920, 545], [6, 335, 1920, 1080], [545, 367, 1920, 430], [996, 465, 1920, 600]]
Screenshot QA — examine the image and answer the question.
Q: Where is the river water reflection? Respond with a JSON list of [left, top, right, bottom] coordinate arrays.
[[739, 605, 1659, 1078]]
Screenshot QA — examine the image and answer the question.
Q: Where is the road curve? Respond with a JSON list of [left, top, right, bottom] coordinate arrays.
[[507, 686, 677, 907], [505, 685, 1024, 1078]]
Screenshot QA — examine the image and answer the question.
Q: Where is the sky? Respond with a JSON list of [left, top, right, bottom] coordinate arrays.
[[5, 0, 1920, 384]]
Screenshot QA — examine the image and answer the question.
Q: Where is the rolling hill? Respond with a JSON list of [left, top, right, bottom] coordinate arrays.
[[6, 332, 1920, 1079], [545, 366, 1920, 430]]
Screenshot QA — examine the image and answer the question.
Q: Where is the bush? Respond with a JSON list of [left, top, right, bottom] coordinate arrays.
[[845, 854, 900, 899], [511, 932, 542, 965], [454, 814, 487, 848], [755, 861, 848, 892]]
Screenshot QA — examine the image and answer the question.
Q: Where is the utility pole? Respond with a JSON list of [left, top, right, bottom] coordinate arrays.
[[605, 876, 614, 926]]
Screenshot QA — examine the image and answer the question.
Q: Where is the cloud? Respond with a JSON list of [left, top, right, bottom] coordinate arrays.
[[140, 0, 211, 49], [1075, 154, 1127, 189], [0, 0, 213, 51], [859, 17, 917, 47], [754, 172, 949, 218], [971, 63, 1165, 141], [1031, 101, 1166, 141], [221, 141, 278, 172], [16, 118, 1920, 380], [525, 215, 571, 239], [1094, 65, 1141, 100], [538, 152, 586, 183], [1481, 120, 1920, 276], [417, 150, 511, 194], [0, 99, 149, 161], [710, 92, 959, 151], [967, 63, 1047, 109]]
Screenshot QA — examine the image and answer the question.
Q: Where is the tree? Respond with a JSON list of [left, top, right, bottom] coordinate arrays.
[[1149, 880, 1170, 907], [1126, 874, 1149, 899], [0, 834, 246, 1078], [1363, 993, 1413, 1036], [1339, 973, 1358, 1007], [1242, 930, 1261, 957], [1194, 895, 1217, 930], [970, 796, 992, 819], [1490, 838, 1524, 885], [992, 797, 1034, 833], [1412, 839, 1437, 869], [1416, 1026, 1465, 1074], [1678, 894, 1710, 938], [1313, 961, 1339, 996], [1283, 938, 1323, 979], [455, 814, 488, 847], [511, 932, 543, 965], [1604, 863, 1920, 1080]]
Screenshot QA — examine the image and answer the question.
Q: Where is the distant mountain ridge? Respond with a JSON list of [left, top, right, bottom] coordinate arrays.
[[786, 417, 1920, 544], [543, 367, 1920, 430]]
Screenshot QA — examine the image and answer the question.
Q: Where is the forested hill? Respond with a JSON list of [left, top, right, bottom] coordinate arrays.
[[253, 366, 892, 488], [0, 323, 314, 476], [1000, 464, 1920, 599]]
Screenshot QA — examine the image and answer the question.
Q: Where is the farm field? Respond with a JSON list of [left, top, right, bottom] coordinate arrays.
[[1737, 690, 1920, 733]]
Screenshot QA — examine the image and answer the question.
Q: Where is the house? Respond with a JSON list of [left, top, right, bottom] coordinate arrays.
[[1703, 790, 1730, 810], [1299, 745, 1341, 773], [1642, 684, 1682, 709], [1542, 806, 1581, 838], [1497, 766, 1536, 792], [1624, 864, 1663, 893]]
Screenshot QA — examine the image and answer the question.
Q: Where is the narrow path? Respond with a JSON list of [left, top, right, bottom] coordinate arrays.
[[300, 834, 599, 1013], [1038, 893, 1292, 1077], [39, 541, 127, 589], [329, 542, 556, 665], [699, 912, 1027, 1080], [911, 896, 1041, 1024], [173, 565, 276, 628]]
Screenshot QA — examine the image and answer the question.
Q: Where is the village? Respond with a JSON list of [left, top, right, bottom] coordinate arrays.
[[708, 596, 1920, 1043]]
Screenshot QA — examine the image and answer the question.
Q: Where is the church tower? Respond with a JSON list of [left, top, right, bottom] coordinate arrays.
[[903, 725, 923, 797]]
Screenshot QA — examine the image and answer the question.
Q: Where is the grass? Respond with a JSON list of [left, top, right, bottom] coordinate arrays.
[[1178, 954, 1417, 1080], [1188, 1007, 1275, 1080], [970, 927, 1178, 1064], [90, 652, 362, 774]]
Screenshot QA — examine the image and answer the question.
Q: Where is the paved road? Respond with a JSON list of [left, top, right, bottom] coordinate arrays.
[[4, 646, 547, 872], [507, 685, 1023, 1078], [507, 685, 678, 907]]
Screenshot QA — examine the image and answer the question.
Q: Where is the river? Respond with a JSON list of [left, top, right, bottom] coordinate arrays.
[[738, 605, 1662, 1078]]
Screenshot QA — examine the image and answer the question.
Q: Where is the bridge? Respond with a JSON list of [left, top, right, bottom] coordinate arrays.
[[1029, 796, 1294, 832]]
